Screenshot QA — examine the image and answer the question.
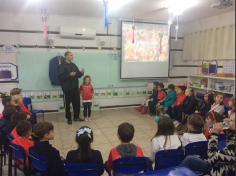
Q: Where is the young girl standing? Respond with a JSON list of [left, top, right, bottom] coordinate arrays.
[[80, 75, 94, 122]]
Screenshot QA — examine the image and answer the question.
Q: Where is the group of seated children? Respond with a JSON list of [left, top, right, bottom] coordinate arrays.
[[5, 113, 233, 176], [137, 82, 229, 123], [0, 85, 235, 176]]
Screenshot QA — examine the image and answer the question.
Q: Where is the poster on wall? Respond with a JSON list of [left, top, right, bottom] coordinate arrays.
[[0, 63, 18, 82]]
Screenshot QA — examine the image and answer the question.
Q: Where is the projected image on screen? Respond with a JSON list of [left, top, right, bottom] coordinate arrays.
[[123, 23, 169, 62], [121, 21, 170, 78]]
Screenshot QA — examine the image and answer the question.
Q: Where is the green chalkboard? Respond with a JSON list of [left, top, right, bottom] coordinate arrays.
[[17, 51, 147, 91]]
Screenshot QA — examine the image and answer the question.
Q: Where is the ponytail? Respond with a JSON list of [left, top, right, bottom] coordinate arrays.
[[76, 126, 93, 162]]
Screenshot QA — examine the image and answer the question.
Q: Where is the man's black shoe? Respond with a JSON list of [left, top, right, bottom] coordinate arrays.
[[67, 119, 72, 125], [74, 117, 84, 122]]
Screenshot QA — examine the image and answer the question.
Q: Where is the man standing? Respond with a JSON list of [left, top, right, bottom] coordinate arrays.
[[58, 51, 84, 124]]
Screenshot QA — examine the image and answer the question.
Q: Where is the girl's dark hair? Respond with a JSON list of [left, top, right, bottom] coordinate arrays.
[[2, 105, 17, 120], [33, 122, 54, 140], [16, 120, 32, 137], [177, 85, 187, 92], [11, 112, 27, 127], [187, 114, 204, 133], [156, 106, 166, 116], [158, 82, 165, 89], [207, 111, 223, 122], [83, 75, 91, 85], [205, 93, 214, 104], [168, 84, 175, 91], [76, 126, 93, 162], [1, 95, 11, 106], [152, 116, 175, 149], [215, 93, 224, 105], [188, 88, 195, 96], [229, 97, 235, 110]]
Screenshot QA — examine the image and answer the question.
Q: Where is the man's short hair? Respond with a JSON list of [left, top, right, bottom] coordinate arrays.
[[118, 122, 135, 143], [33, 122, 54, 140], [64, 51, 72, 57]]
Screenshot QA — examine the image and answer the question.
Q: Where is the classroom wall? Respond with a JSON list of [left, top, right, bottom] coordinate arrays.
[[1, 11, 234, 109], [0, 12, 186, 110]]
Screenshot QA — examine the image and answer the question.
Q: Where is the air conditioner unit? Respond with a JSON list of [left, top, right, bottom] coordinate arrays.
[[59, 26, 96, 40]]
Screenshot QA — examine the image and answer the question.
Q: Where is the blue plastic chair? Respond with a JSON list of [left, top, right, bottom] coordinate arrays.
[[9, 143, 28, 176], [112, 157, 153, 175], [23, 97, 44, 121], [185, 141, 208, 159], [135, 166, 197, 176], [0, 135, 8, 176], [64, 163, 104, 176], [155, 148, 185, 170], [28, 149, 48, 176]]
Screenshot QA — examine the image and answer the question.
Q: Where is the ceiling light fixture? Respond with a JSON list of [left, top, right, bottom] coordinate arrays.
[[162, 0, 199, 40], [28, 0, 42, 3]]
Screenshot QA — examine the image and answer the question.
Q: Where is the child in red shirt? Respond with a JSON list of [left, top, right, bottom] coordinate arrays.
[[12, 120, 34, 155], [157, 83, 166, 102], [11, 112, 28, 139], [106, 123, 144, 172], [171, 86, 186, 122], [80, 75, 94, 122]]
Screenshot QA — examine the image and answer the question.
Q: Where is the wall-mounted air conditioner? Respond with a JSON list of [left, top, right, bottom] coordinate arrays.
[[59, 26, 96, 40]]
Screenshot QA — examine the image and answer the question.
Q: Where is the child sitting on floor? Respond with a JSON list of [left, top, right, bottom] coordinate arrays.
[[181, 114, 207, 146], [106, 122, 144, 171]]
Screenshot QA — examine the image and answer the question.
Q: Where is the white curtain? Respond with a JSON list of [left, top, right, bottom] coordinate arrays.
[[183, 24, 235, 60], [183, 33, 192, 61]]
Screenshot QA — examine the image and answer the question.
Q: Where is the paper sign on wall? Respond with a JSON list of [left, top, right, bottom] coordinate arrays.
[[0, 63, 18, 82]]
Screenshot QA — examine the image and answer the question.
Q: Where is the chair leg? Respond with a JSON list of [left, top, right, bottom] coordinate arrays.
[[8, 149, 12, 176], [14, 160, 17, 176], [0, 154, 2, 176]]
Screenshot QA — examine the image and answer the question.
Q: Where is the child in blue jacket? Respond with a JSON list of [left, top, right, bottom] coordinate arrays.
[[159, 84, 177, 116]]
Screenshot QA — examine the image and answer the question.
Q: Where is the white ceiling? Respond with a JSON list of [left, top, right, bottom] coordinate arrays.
[[0, 0, 235, 23]]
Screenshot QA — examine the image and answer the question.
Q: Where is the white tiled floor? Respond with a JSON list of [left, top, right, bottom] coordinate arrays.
[[2, 108, 157, 176]]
